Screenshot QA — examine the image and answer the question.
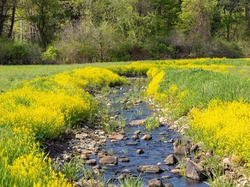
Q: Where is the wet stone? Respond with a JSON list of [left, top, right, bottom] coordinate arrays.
[[81, 150, 93, 155], [99, 156, 118, 166], [81, 153, 89, 160], [165, 183, 174, 187], [98, 149, 112, 159], [62, 153, 72, 161], [86, 159, 96, 165], [164, 154, 178, 165], [136, 148, 144, 154], [126, 142, 138, 146], [128, 119, 146, 126], [162, 176, 171, 179], [121, 169, 132, 173], [174, 145, 188, 155], [137, 165, 162, 174], [186, 159, 207, 181], [147, 178, 164, 187], [117, 174, 126, 180], [134, 130, 141, 135], [159, 132, 167, 135], [109, 133, 124, 141], [119, 156, 130, 162], [141, 134, 152, 141], [168, 139, 174, 143], [190, 144, 199, 152], [131, 134, 139, 140], [75, 133, 88, 139], [171, 169, 181, 174]]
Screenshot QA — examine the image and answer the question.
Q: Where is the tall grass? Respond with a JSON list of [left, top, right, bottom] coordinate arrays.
[[155, 68, 250, 119]]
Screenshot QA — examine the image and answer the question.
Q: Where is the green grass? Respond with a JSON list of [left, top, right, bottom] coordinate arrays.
[[158, 67, 250, 120], [193, 58, 250, 66], [0, 62, 131, 93]]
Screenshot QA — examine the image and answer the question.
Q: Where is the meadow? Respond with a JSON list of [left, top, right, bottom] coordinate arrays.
[[1, 58, 250, 186]]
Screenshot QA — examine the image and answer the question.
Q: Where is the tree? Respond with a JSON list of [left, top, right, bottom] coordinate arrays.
[[219, 0, 242, 41], [24, 0, 64, 48], [180, 0, 217, 56], [0, 0, 19, 38]]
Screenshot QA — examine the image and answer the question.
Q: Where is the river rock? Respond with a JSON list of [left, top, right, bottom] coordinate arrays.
[[131, 134, 139, 140], [136, 148, 144, 154], [119, 156, 130, 162], [134, 130, 141, 135], [75, 133, 88, 139], [117, 174, 126, 180], [109, 133, 124, 141], [81, 153, 89, 160], [99, 156, 118, 166], [162, 176, 171, 179], [141, 134, 152, 140], [62, 153, 72, 161], [92, 165, 101, 174], [126, 142, 138, 146], [86, 159, 96, 165], [168, 139, 174, 143], [171, 169, 181, 174], [129, 119, 146, 126], [190, 143, 200, 152], [136, 99, 142, 104], [137, 165, 162, 173], [174, 145, 188, 155], [98, 149, 112, 159], [121, 169, 132, 173], [81, 150, 93, 155], [164, 154, 178, 165], [165, 183, 174, 187], [223, 158, 232, 170], [159, 132, 167, 135], [159, 117, 168, 125], [147, 178, 164, 187], [186, 159, 206, 181]]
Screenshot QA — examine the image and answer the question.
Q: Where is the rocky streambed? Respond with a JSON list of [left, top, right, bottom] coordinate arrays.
[[45, 79, 211, 187]]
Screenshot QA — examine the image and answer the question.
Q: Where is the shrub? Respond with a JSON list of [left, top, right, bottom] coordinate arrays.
[[41, 45, 59, 64], [203, 39, 244, 58], [0, 39, 42, 65]]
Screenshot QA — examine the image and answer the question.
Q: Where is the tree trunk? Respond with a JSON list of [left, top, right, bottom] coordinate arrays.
[[8, 3, 16, 38], [226, 24, 230, 41], [0, 0, 7, 37], [245, 2, 250, 35]]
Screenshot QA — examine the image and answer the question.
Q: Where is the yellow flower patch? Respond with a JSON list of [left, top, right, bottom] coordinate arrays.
[[190, 100, 250, 163]]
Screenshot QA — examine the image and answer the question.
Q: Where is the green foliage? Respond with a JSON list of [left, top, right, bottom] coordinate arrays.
[[158, 68, 250, 119], [120, 176, 143, 187], [28, 0, 64, 48], [144, 117, 159, 131], [41, 46, 59, 63], [0, 39, 42, 65], [60, 157, 85, 182], [0, 0, 250, 62]]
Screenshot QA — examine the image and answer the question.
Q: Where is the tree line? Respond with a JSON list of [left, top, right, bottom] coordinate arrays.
[[0, 0, 249, 64]]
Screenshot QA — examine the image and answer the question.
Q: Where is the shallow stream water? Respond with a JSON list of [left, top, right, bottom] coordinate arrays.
[[92, 81, 210, 187]]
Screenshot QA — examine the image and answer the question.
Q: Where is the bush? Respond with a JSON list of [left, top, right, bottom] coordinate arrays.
[[41, 45, 59, 64], [0, 38, 42, 65], [200, 39, 244, 58]]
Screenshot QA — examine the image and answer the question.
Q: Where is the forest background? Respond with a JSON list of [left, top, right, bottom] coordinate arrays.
[[0, 0, 250, 64]]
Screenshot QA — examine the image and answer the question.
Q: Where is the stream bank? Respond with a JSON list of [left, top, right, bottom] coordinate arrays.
[[45, 78, 210, 187]]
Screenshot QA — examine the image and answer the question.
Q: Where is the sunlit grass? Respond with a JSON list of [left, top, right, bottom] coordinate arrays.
[[0, 62, 131, 93]]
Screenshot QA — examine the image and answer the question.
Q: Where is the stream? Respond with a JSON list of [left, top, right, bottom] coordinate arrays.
[[92, 79, 210, 187], [47, 78, 211, 187]]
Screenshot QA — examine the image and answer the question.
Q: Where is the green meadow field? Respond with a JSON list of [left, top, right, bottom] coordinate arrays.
[[1, 58, 250, 186]]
